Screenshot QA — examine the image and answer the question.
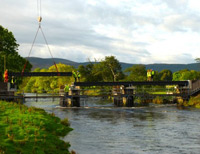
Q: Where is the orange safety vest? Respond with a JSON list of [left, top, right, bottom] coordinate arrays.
[[4, 70, 8, 83]]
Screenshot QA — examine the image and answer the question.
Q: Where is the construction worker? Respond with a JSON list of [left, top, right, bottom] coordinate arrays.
[[64, 84, 70, 95], [11, 76, 16, 88], [72, 70, 77, 82], [151, 69, 155, 81], [4, 69, 8, 83], [77, 71, 81, 82], [147, 70, 151, 81]]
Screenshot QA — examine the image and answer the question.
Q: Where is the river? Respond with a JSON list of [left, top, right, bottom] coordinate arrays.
[[25, 97, 200, 154]]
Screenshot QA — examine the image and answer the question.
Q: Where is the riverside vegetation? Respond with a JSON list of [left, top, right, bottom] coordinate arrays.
[[0, 101, 73, 154]]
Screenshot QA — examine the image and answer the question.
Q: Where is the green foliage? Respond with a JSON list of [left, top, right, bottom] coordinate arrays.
[[188, 94, 200, 108], [124, 64, 146, 81], [21, 63, 74, 93], [78, 56, 124, 82], [61, 118, 70, 127], [100, 56, 124, 82], [0, 25, 32, 82], [173, 69, 200, 81], [0, 25, 18, 54], [157, 69, 172, 81], [0, 101, 72, 154]]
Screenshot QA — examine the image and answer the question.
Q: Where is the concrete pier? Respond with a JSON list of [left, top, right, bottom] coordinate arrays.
[[59, 85, 80, 107], [113, 86, 135, 107]]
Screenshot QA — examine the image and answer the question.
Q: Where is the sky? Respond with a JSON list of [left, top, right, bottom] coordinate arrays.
[[0, 0, 200, 64]]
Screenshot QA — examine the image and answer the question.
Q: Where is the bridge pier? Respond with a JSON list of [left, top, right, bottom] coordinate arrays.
[[113, 86, 135, 107], [67, 86, 80, 107], [0, 82, 16, 102], [59, 85, 80, 107]]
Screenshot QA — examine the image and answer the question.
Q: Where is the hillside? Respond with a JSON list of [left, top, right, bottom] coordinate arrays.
[[26, 57, 200, 72]]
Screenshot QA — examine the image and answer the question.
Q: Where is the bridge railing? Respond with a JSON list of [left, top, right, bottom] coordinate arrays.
[[190, 80, 200, 96], [191, 80, 200, 90]]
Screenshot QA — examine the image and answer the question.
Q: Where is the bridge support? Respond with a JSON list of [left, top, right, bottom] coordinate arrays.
[[59, 85, 80, 107], [113, 86, 135, 107], [67, 86, 80, 107], [0, 82, 16, 102]]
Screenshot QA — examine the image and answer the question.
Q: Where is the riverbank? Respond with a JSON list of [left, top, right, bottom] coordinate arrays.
[[188, 94, 200, 108], [152, 94, 200, 108], [0, 101, 73, 154]]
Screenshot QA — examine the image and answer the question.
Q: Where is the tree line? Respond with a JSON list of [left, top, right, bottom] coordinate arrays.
[[20, 56, 200, 92]]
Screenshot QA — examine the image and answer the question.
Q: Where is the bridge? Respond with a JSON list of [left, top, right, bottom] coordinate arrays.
[[1, 77, 200, 107], [73, 81, 189, 86]]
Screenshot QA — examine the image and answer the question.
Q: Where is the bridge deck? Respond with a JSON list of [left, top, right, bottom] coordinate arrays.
[[74, 81, 189, 86], [8, 72, 72, 77]]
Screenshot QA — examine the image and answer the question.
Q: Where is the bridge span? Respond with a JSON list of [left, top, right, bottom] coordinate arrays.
[[1, 80, 200, 107], [73, 81, 189, 87]]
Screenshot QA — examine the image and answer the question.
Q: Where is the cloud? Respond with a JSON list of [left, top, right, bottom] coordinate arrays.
[[1, 0, 199, 64]]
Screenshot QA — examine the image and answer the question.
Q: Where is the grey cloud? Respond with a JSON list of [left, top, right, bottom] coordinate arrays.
[[153, 53, 195, 64], [0, 0, 198, 64], [163, 0, 188, 12], [172, 53, 195, 64], [115, 49, 151, 64], [162, 13, 200, 32]]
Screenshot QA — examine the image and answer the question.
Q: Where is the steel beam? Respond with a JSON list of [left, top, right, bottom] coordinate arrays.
[[74, 81, 189, 86], [8, 72, 72, 77]]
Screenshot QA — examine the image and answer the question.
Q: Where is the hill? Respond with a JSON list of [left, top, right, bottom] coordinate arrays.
[[26, 57, 200, 72]]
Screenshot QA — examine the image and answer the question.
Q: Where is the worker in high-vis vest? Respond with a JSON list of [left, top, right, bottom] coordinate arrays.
[[72, 70, 77, 82], [77, 71, 81, 82], [4, 69, 8, 83], [11, 76, 16, 88], [147, 70, 151, 81], [151, 69, 155, 81], [64, 84, 70, 95]]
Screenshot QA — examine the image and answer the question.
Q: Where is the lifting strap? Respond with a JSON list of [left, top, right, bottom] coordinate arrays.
[[22, 0, 59, 76]]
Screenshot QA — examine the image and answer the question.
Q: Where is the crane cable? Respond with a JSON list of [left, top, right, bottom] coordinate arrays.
[[22, 0, 59, 76]]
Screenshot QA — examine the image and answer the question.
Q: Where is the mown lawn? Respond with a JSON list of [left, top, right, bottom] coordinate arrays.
[[0, 101, 73, 154]]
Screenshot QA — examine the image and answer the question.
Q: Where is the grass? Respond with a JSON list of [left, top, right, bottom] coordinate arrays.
[[0, 101, 73, 154]]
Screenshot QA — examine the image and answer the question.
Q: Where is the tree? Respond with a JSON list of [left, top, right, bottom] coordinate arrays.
[[124, 65, 146, 81], [0, 25, 19, 54], [173, 69, 200, 81], [0, 25, 32, 82], [99, 56, 124, 82], [78, 63, 103, 82], [158, 69, 172, 81], [195, 58, 200, 63]]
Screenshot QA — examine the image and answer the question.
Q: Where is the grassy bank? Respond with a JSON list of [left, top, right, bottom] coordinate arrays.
[[188, 94, 200, 108], [0, 101, 73, 154]]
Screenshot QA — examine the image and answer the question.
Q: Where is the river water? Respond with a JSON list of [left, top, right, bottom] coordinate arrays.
[[25, 97, 200, 154]]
